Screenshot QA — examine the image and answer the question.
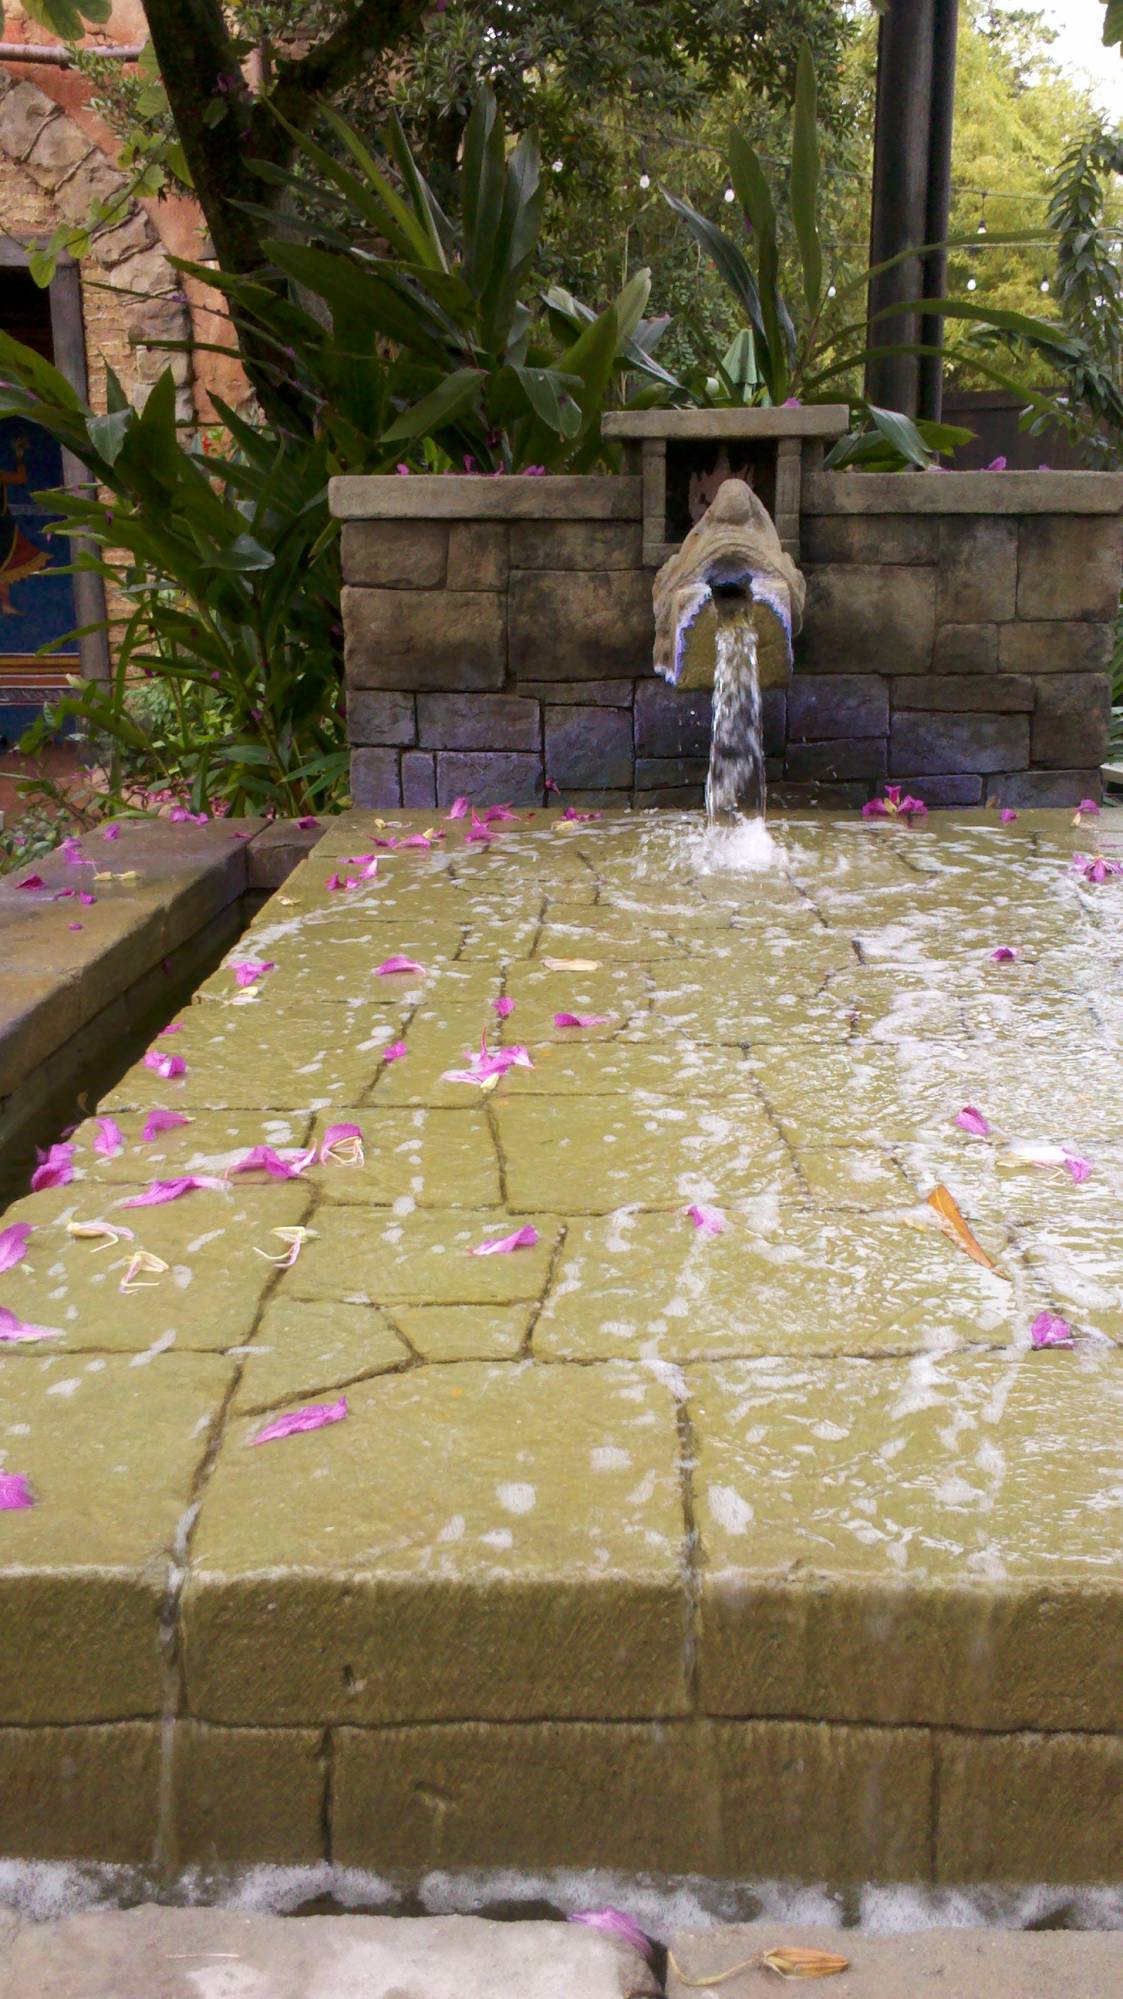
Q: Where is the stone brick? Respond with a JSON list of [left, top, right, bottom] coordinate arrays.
[[557, 790, 633, 810], [787, 674, 888, 740], [761, 688, 787, 756], [401, 750, 437, 808], [54, 151, 128, 224], [936, 1730, 1123, 1884], [713, 1720, 932, 1885], [633, 785, 705, 809], [508, 521, 644, 570], [0, 83, 58, 162], [889, 713, 1029, 776], [436, 751, 543, 807], [508, 569, 654, 680], [932, 623, 998, 674], [347, 690, 416, 746], [341, 520, 447, 589], [998, 621, 1114, 674], [24, 117, 93, 192], [634, 680, 712, 758], [986, 768, 1103, 809], [891, 773, 984, 807], [937, 518, 1017, 622], [350, 747, 402, 807], [0, 1723, 159, 1863], [797, 566, 936, 676], [418, 692, 540, 751], [784, 739, 886, 783], [892, 675, 1034, 712], [93, 209, 157, 269], [447, 522, 509, 591], [1018, 516, 1123, 621], [173, 1722, 325, 1867], [634, 759, 710, 790], [1031, 672, 1110, 769], [343, 587, 505, 691], [546, 706, 634, 789], [802, 515, 938, 565], [105, 245, 175, 299], [520, 679, 633, 706], [770, 780, 872, 811]]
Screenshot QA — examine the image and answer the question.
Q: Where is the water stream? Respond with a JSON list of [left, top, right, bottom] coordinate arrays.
[[706, 612, 765, 828]]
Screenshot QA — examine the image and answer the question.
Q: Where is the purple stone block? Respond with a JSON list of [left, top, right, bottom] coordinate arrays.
[[417, 692, 541, 751], [634, 679, 712, 759], [401, 750, 437, 808], [435, 751, 543, 807], [788, 674, 888, 741], [889, 713, 1029, 776], [350, 748, 401, 808], [545, 706, 633, 790], [889, 773, 984, 807]]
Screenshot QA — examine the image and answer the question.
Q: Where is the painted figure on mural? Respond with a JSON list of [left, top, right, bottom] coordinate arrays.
[[0, 435, 48, 616]]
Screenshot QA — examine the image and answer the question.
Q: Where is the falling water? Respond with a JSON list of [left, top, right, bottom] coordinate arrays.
[[706, 612, 765, 827]]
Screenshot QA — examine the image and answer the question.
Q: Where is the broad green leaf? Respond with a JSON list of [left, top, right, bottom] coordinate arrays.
[[1105, 0, 1123, 49], [730, 129, 788, 397], [790, 38, 822, 313], [382, 367, 486, 443], [661, 190, 769, 370], [87, 407, 133, 465], [867, 404, 933, 469]]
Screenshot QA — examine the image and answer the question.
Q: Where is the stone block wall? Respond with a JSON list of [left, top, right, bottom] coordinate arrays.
[[332, 466, 1123, 811]]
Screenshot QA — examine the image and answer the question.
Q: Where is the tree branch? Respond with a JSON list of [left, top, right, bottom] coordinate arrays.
[[269, 0, 429, 125]]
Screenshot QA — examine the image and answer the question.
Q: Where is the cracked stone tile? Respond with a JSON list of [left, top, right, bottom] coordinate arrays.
[[286, 1207, 561, 1307], [231, 1297, 409, 1413], [497, 1093, 795, 1212], [390, 1303, 533, 1360]]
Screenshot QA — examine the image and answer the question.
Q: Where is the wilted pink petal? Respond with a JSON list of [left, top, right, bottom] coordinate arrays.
[[0, 1222, 32, 1272], [1073, 852, 1123, 884], [567, 1910, 653, 1965], [383, 1040, 408, 1063], [898, 793, 927, 816], [16, 874, 46, 890], [861, 799, 888, 818], [448, 796, 469, 819], [250, 1395, 348, 1445], [955, 1106, 991, 1137], [326, 871, 346, 891], [375, 955, 425, 976], [229, 1145, 316, 1179], [482, 803, 519, 824], [31, 1142, 75, 1192], [233, 960, 275, 988], [144, 1048, 186, 1080], [53, 887, 76, 900], [987, 455, 1008, 471], [991, 947, 1017, 963], [554, 1012, 612, 1028], [296, 815, 320, 829], [493, 996, 515, 1018], [469, 1224, 539, 1256], [1063, 1150, 1093, 1184], [398, 833, 434, 848], [121, 1177, 220, 1208], [169, 806, 209, 825], [0, 1472, 34, 1509], [0, 1307, 60, 1343], [1001, 808, 1018, 823], [79, 891, 95, 905], [321, 1122, 364, 1166], [1031, 1311, 1075, 1348], [60, 836, 84, 864], [562, 807, 602, 822], [159, 1023, 183, 1036], [142, 1110, 192, 1141], [68, 922, 82, 931], [686, 1203, 726, 1234], [93, 1117, 125, 1158], [103, 823, 121, 840], [465, 809, 493, 845], [1077, 799, 1100, 816]]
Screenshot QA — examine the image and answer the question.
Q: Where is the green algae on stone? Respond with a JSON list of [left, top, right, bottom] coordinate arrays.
[[389, 1302, 532, 1361], [66, 1111, 314, 1184], [287, 1207, 559, 1307], [315, 1106, 502, 1209], [498, 1092, 793, 1213], [102, 999, 397, 1112], [233, 1298, 408, 1416], [182, 1360, 688, 1725]]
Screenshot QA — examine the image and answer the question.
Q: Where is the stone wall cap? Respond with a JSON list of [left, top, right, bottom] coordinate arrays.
[[804, 469, 1123, 514], [603, 406, 850, 439], [330, 475, 642, 521]]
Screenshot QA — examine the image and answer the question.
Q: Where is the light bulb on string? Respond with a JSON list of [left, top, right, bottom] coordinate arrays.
[[723, 187, 735, 204], [638, 172, 650, 190], [827, 283, 837, 298], [1040, 276, 1050, 293], [966, 276, 977, 292], [552, 158, 563, 173]]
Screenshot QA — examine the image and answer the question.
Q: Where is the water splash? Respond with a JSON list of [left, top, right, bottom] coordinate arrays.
[[706, 614, 765, 828]]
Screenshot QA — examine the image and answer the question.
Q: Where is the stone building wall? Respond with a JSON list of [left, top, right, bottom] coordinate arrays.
[[332, 465, 1123, 812]]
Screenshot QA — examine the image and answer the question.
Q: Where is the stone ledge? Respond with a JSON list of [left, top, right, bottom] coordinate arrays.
[[804, 469, 1123, 514], [603, 405, 849, 439], [667, 1926, 1123, 1999], [330, 475, 642, 521]]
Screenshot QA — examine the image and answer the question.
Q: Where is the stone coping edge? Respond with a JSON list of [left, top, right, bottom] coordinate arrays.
[[603, 406, 850, 439], [329, 475, 642, 521], [804, 469, 1123, 514]]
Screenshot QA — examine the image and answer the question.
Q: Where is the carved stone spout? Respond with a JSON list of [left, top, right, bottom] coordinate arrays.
[[652, 478, 806, 693]]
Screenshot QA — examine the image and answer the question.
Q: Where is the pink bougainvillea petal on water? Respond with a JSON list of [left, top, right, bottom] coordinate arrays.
[[447, 796, 470, 819], [955, 1106, 991, 1137], [121, 1177, 221, 1208], [144, 1049, 186, 1080], [142, 1110, 192, 1141], [296, 815, 320, 830], [1073, 853, 1123, 884], [375, 955, 426, 977], [0, 1473, 35, 1511], [469, 1223, 539, 1257], [1063, 1151, 1093, 1184], [492, 995, 515, 1018], [1031, 1311, 1075, 1348], [382, 1041, 408, 1064], [443, 1036, 533, 1086], [16, 874, 46, 891], [250, 1395, 348, 1446], [233, 960, 275, 988], [991, 947, 1017, 963], [60, 835, 84, 864], [1000, 808, 1018, 823], [1077, 799, 1100, 816], [0, 1222, 32, 1272], [229, 1145, 316, 1180], [321, 1122, 364, 1166], [31, 1142, 75, 1192], [686, 1203, 727, 1235], [102, 824, 121, 841], [862, 786, 927, 821], [0, 1306, 60, 1343], [79, 891, 95, 905], [554, 1012, 612, 1028], [93, 1116, 125, 1158], [567, 1910, 653, 1965], [561, 806, 603, 822]]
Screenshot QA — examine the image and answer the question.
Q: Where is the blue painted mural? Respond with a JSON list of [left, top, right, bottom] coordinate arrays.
[[0, 418, 80, 744]]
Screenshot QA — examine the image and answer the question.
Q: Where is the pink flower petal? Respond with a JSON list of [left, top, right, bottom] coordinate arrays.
[[465, 810, 493, 845], [321, 1122, 364, 1165], [67, 922, 83, 931], [482, 804, 519, 824], [233, 959, 276, 988], [60, 836, 84, 864], [296, 815, 320, 829], [30, 1143, 75, 1192], [250, 1395, 348, 1445], [142, 1110, 192, 1141], [0, 1222, 32, 1272], [103, 824, 121, 841], [1000, 808, 1018, 823], [492, 996, 515, 1018], [375, 955, 425, 976], [120, 1177, 220, 1207], [1031, 1311, 1075, 1348], [159, 1023, 183, 1036], [1063, 1151, 1093, 1184], [861, 799, 888, 818], [567, 1910, 653, 1965], [383, 1041, 408, 1063], [0, 1472, 34, 1510], [990, 947, 1017, 963], [447, 796, 470, 819], [0, 1306, 60, 1343], [468, 1224, 540, 1256], [229, 1145, 316, 1180], [1077, 799, 1100, 816], [93, 1117, 125, 1158], [955, 1106, 991, 1137], [554, 1012, 613, 1028], [686, 1203, 726, 1234], [562, 806, 603, 822], [79, 891, 96, 905], [53, 887, 76, 900], [144, 1049, 186, 1080], [15, 874, 46, 890]]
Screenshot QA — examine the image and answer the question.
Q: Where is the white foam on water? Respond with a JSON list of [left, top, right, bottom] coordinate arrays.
[[691, 816, 778, 877]]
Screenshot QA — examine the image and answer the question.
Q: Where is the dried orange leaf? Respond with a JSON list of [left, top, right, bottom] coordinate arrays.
[[926, 1184, 1010, 1282], [665, 1949, 760, 1989], [763, 1945, 850, 1980], [542, 956, 601, 972]]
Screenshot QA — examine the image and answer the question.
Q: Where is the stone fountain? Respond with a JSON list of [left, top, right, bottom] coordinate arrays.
[[652, 477, 805, 822]]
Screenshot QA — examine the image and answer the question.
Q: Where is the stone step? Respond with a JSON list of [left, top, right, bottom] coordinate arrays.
[[666, 1924, 1123, 1997]]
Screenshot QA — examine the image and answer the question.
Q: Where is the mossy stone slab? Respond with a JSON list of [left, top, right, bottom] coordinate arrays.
[[535, 912, 690, 963], [534, 1206, 1019, 1362], [0, 1182, 312, 1353], [193, 924, 471, 1008], [232, 1298, 408, 1414], [287, 1207, 559, 1307], [502, 963, 654, 1040], [0, 1351, 231, 1721], [934, 1729, 1123, 1885], [314, 1107, 501, 1209], [690, 1351, 1123, 1731], [66, 1111, 314, 1184], [170, 1720, 327, 1869], [390, 1303, 532, 1360], [182, 1361, 688, 1724], [793, 1144, 918, 1210], [102, 1002, 395, 1113], [497, 1093, 793, 1213], [0, 1722, 160, 1862], [624, 974, 852, 1047]]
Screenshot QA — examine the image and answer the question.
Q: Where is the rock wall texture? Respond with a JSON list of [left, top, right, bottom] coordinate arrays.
[[333, 463, 1123, 811]]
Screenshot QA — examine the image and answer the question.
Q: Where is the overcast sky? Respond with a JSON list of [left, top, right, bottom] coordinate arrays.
[[995, 0, 1123, 117]]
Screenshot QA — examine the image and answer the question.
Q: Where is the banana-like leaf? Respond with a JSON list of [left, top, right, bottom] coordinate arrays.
[[730, 129, 789, 397], [461, 90, 507, 305], [661, 189, 770, 373], [481, 130, 543, 354], [381, 367, 486, 444], [790, 38, 822, 313]]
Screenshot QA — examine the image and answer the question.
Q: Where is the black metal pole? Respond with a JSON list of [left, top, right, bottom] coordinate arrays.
[[918, 0, 960, 422]]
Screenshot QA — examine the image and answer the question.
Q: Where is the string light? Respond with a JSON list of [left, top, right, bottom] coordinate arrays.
[[552, 158, 563, 173], [827, 283, 837, 297], [966, 276, 977, 290], [723, 186, 735, 203], [638, 172, 650, 189], [1040, 276, 1050, 292]]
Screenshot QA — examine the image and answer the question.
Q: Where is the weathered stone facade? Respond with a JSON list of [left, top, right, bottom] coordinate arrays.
[[331, 461, 1123, 811]]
